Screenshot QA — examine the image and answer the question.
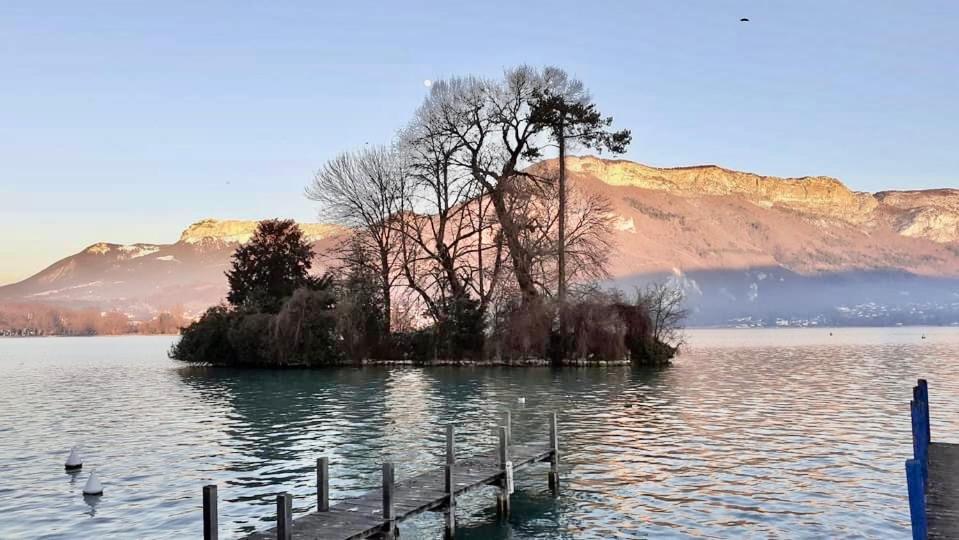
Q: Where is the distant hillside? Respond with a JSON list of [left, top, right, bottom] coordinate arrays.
[[0, 220, 346, 319], [2, 157, 958, 326]]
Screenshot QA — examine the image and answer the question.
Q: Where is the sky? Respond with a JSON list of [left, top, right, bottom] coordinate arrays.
[[1, 1, 957, 285]]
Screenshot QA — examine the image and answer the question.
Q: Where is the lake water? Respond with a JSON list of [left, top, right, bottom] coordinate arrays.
[[1, 328, 957, 539]]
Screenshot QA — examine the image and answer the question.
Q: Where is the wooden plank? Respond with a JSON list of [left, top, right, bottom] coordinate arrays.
[[927, 442, 959, 539]]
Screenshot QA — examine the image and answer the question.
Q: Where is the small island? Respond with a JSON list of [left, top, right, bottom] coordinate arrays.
[[172, 68, 686, 368]]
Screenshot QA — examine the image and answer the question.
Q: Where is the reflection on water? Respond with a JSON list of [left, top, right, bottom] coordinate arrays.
[[0, 328, 957, 538]]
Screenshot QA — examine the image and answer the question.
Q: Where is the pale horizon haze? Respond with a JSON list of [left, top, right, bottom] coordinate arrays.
[[1, 1, 957, 285]]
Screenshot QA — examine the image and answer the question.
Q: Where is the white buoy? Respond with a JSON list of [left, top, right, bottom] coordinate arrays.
[[517, 397, 526, 404], [65, 446, 82, 471], [82, 471, 103, 496]]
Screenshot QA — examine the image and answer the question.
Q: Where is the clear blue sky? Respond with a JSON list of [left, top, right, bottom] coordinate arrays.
[[1, 1, 957, 284]]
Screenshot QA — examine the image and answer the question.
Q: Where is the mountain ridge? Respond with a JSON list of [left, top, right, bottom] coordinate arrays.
[[2, 156, 958, 325]]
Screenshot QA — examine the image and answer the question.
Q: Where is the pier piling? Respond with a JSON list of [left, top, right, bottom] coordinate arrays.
[[202, 485, 218, 540], [276, 493, 292, 540], [444, 463, 455, 539], [317, 457, 329, 512], [446, 424, 455, 465], [497, 426, 511, 518], [382, 462, 396, 539], [549, 412, 560, 495]]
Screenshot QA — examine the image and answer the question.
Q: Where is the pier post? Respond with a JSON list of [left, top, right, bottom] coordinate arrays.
[[911, 398, 929, 487], [317, 457, 329, 512], [496, 426, 511, 518], [503, 410, 512, 448], [444, 463, 455, 539], [202, 485, 218, 540], [446, 424, 455, 465], [445, 424, 456, 538], [917, 379, 930, 443], [549, 412, 560, 495], [276, 493, 292, 540], [905, 458, 927, 540], [382, 463, 396, 539]]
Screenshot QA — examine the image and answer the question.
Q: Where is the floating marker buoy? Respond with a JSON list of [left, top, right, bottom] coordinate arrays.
[[82, 471, 103, 496], [65, 446, 82, 471]]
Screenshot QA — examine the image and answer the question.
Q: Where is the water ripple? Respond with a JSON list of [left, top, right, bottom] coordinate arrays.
[[1, 328, 957, 538]]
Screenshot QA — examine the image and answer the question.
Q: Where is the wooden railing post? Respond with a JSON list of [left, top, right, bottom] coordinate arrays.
[[905, 458, 927, 540], [276, 493, 292, 540], [317, 457, 329, 512], [382, 463, 396, 539], [549, 412, 560, 495], [202, 484, 218, 540], [444, 463, 455, 539], [496, 426, 511, 518]]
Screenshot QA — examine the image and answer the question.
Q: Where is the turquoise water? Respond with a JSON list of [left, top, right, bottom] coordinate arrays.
[[1, 328, 957, 539]]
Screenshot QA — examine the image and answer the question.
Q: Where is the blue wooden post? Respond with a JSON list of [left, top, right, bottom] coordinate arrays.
[[917, 379, 930, 444], [911, 399, 929, 488], [905, 458, 927, 540]]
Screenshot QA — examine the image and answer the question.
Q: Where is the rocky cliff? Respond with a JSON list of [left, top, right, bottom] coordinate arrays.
[[560, 156, 959, 244], [178, 219, 344, 245]]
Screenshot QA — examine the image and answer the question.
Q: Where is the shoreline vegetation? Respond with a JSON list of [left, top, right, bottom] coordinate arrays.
[[170, 67, 686, 369], [0, 303, 189, 337]]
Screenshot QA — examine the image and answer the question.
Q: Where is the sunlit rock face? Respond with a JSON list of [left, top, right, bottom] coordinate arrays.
[[559, 156, 880, 224], [875, 189, 959, 244], [178, 219, 345, 245]]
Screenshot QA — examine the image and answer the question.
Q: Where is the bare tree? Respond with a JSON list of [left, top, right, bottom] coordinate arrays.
[[505, 172, 616, 296], [397, 101, 480, 315], [409, 67, 584, 304], [306, 147, 405, 330], [638, 282, 688, 348]]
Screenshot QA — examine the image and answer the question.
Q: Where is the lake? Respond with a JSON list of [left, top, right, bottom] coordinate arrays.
[[1, 328, 957, 539]]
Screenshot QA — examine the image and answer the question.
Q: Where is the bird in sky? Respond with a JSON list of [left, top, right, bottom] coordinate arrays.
[[740, 17, 750, 22]]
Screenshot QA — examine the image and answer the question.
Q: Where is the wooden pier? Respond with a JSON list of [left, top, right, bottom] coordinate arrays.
[[905, 379, 959, 539], [200, 412, 560, 539]]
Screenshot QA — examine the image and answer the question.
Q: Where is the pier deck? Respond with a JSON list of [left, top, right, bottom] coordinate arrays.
[[243, 441, 553, 540], [927, 442, 959, 539], [201, 412, 560, 540], [904, 379, 959, 539]]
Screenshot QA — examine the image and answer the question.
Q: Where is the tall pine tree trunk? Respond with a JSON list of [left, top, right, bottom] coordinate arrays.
[[557, 115, 568, 356]]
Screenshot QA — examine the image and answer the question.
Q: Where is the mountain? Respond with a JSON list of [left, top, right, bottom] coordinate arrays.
[[2, 157, 958, 326], [555, 157, 959, 326], [0, 220, 346, 319]]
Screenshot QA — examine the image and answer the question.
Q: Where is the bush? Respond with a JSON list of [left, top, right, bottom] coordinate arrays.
[[565, 300, 628, 360], [436, 296, 486, 360], [272, 287, 341, 366], [228, 312, 273, 366], [170, 286, 341, 367], [170, 305, 238, 364], [486, 290, 679, 365], [490, 299, 555, 361]]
